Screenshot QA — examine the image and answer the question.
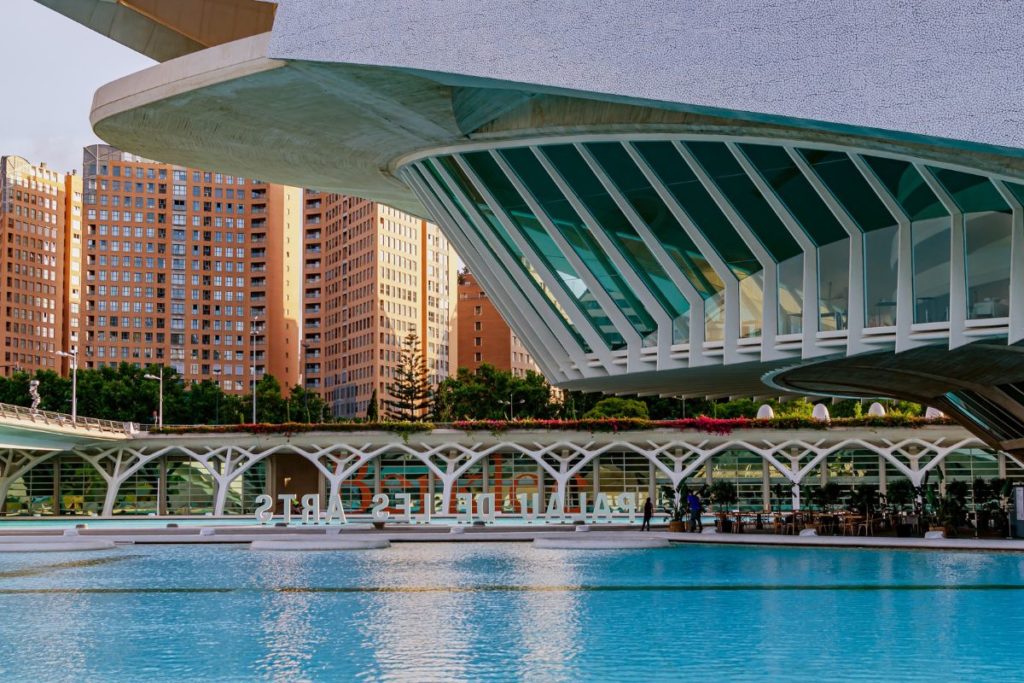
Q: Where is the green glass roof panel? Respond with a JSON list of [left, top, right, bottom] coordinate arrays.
[[541, 143, 691, 321], [861, 156, 948, 221], [497, 147, 657, 340], [583, 141, 722, 301], [930, 167, 1010, 214], [798, 149, 897, 231], [461, 150, 626, 349], [1005, 181, 1024, 206], [685, 141, 801, 262], [423, 158, 590, 352], [738, 143, 848, 247], [630, 141, 759, 279]]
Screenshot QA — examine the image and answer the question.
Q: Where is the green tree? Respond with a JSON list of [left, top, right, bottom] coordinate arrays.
[[385, 333, 432, 421], [584, 397, 649, 419], [250, 374, 286, 424], [432, 364, 555, 420], [286, 385, 328, 423], [366, 388, 379, 421]]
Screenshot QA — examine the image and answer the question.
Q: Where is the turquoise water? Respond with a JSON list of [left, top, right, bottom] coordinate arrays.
[[0, 543, 1022, 681]]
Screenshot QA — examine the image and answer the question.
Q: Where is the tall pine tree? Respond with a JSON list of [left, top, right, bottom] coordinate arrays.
[[384, 333, 432, 421]]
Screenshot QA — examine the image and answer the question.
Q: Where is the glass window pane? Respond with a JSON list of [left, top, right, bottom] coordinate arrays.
[[500, 147, 658, 343], [863, 156, 948, 220], [419, 160, 591, 352], [686, 141, 801, 263], [778, 254, 803, 334], [799, 150, 896, 231], [738, 143, 847, 246], [632, 141, 760, 279], [818, 238, 850, 331], [739, 270, 764, 338], [550, 143, 691, 343], [932, 168, 1012, 319], [864, 225, 899, 327], [461, 151, 626, 348], [911, 217, 951, 323]]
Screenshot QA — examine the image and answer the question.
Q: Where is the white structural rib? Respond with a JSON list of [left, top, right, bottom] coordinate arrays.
[[452, 154, 620, 371], [530, 146, 669, 369], [488, 150, 646, 370], [992, 180, 1024, 344], [576, 143, 702, 369], [915, 164, 968, 349], [672, 141, 780, 363], [727, 142, 824, 361], [412, 164, 583, 378], [787, 147, 867, 355], [403, 165, 574, 380], [848, 154, 919, 353], [623, 141, 732, 367]]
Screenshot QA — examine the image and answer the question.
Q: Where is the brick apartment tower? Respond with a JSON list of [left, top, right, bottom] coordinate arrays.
[[302, 191, 458, 418], [81, 145, 301, 393], [457, 271, 539, 378], [0, 156, 73, 375]]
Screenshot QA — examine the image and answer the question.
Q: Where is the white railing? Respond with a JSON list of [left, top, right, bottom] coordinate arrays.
[[0, 402, 138, 436]]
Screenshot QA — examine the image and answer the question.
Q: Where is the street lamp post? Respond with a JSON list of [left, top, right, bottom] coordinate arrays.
[[505, 391, 526, 420], [56, 350, 78, 424], [250, 316, 260, 423], [144, 370, 164, 428], [212, 368, 222, 424]]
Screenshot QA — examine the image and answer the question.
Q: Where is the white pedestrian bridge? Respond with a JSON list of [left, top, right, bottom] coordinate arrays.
[[0, 414, 1019, 520]]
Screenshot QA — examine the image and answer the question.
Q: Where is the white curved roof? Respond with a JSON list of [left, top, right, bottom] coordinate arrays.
[[268, 0, 1024, 153]]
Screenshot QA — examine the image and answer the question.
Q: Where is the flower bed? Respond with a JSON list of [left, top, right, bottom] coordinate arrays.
[[151, 414, 954, 436]]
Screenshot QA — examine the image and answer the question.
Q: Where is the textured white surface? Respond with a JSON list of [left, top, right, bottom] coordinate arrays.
[[250, 537, 391, 550], [269, 0, 1024, 151], [533, 536, 670, 549]]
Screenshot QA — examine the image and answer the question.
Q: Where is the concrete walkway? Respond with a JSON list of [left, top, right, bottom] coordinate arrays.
[[1, 524, 1023, 552]]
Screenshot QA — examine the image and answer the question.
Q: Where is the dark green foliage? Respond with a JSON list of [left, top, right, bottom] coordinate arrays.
[[708, 481, 738, 511], [366, 389, 379, 422], [432, 364, 555, 421], [384, 333, 433, 421], [583, 397, 649, 419]]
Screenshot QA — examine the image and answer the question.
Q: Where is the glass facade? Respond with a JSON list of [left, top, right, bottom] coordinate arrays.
[[863, 156, 951, 324], [403, 136, 1020, 402], [931, 168, 1012, 320]]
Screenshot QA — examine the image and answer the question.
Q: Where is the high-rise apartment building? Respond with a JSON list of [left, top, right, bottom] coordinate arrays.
[[81, 145, 301, 393], [302, 191, 458, 417], [0, 156, 71, 375], [458, 271, 539, 378]]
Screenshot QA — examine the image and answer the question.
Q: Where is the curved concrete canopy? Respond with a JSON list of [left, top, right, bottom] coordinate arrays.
[[32, 0, 1024, 447]]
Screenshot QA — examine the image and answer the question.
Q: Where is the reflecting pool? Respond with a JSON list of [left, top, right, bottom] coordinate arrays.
[[0, 543, 1022, 681]]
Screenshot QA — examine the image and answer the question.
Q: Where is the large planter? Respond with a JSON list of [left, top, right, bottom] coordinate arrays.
[[668, 520, 686, 533]]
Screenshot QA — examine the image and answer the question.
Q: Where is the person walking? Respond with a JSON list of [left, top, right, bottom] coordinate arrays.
[[687, 490, 703, 532], [641, 496, 653, 531]]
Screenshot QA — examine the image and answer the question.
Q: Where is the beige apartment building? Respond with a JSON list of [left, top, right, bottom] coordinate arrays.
[[0, 156, 71, 375], [457, 271, 539, 378], [302, 191, 458, 418], [81, 145, 301, 393]]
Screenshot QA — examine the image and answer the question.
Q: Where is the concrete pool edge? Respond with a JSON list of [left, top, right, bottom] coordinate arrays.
[[1, 527, 1023, 552]]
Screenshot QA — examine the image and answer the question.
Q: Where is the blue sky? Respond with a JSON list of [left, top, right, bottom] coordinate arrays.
[[1, 0, 153, 172]]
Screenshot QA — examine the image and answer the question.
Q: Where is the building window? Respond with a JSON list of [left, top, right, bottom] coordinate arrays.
[[473, 352, 481, 362], [474, 305, 482, 315], [474, 321, 482, 331], [474, 337, 481, 346]]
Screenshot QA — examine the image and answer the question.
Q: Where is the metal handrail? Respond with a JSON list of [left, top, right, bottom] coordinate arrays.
[[0, 402, 138, 436]]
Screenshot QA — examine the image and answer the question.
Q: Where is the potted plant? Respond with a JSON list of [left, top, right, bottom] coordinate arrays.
[[887, 479, 916, 536], [973, 477, 1009, 537], [660, 482, 687, 532], [709, 481, 739, 532], [808, 482, 841, 534]]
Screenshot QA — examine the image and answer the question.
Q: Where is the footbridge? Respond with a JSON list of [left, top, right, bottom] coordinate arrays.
[[0, 418, 1019, 519]]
